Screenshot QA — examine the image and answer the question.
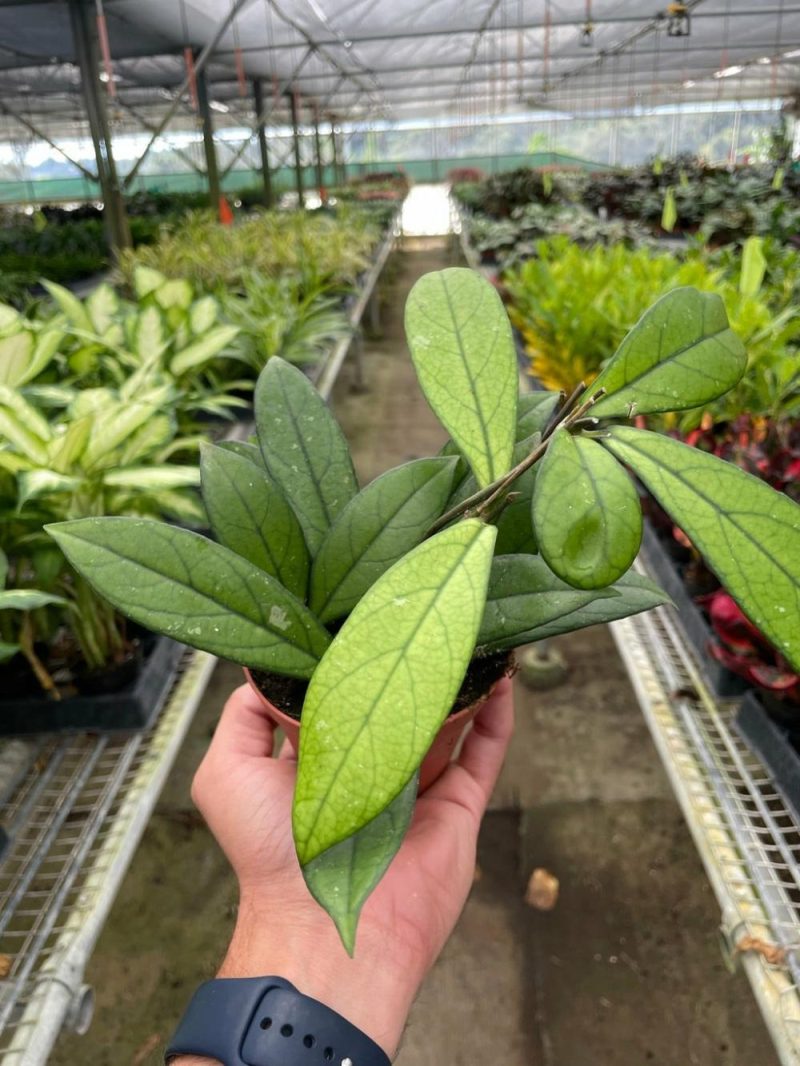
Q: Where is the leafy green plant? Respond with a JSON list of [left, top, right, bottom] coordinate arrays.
[[47, 269, 800, 954]]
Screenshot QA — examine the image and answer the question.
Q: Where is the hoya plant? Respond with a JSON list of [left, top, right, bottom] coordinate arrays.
[[48, 269, 800, 952]]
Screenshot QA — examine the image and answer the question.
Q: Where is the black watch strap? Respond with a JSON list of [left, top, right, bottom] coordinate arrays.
[[165, 976, 392, 1066]]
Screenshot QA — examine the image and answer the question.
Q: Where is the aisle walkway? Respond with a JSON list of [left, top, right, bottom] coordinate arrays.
[[51, 239, 777, 1066]]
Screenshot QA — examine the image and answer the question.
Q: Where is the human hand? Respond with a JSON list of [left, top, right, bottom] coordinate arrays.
[[182, 676, 514, 1061]]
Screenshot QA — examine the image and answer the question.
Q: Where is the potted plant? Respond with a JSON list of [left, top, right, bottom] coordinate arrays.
[[48, 269, 800, 953]]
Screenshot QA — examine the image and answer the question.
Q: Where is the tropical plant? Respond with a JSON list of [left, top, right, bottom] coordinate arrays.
[[48, 270, 800, 955]]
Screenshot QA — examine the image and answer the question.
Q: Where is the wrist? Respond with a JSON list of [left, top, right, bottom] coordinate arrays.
[[214, 890, 420, 1057]]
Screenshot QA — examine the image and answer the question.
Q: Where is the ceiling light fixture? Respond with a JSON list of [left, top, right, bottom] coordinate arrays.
[[666, 2, 691, 37]]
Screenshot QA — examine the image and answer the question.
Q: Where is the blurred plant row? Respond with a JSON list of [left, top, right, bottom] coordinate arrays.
[[455, 160, 800, 711], [0, 202, 388, 703]]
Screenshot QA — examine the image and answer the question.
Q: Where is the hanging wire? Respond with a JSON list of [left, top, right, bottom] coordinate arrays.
[[94, 0, 116, 99], [516, 0, 524, 101], [231, 0, 248, 97], [542, 0, 551, 97], [179, 0, 199, 111]]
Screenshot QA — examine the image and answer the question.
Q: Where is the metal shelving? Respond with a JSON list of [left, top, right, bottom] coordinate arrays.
[[611, 580, 800, 1065]]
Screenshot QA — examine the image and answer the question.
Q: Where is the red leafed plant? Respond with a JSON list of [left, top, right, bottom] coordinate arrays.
[[702, 590, 800, 701]]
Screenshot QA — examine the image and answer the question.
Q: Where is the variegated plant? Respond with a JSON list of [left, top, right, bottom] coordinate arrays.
[[48, 269, 800, 952]]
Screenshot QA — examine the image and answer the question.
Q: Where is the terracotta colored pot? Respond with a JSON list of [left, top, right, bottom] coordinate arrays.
[[243, 668, 503, 792]]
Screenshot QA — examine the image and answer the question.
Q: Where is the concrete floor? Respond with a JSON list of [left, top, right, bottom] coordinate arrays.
[[51, 242, 779, 1066]]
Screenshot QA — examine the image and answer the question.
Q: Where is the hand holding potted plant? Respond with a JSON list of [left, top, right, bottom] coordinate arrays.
[[48, 268, 800, 952]]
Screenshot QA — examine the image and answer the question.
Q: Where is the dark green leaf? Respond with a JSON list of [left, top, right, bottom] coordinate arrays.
[[587, 288, 746, 418], [477, 554, 668, 652], [217, 440, 264, 468], [405, 268, 517, 487], [47, 518, 330, 677], [255, 358, 357, 555], [200, 443, 309, 599], [602, 425, 800, 672], [533, 430, 642, 589], [310, 457, 458, 623], [302, 772, 418, 955], [293, 519, 496, 864], [516, 391, 559, 440]]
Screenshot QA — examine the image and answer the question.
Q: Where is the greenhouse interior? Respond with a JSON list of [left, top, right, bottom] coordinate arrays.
[[2, 0, 800, 1063]]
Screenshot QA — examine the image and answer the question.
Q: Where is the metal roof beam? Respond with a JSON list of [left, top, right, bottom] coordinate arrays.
[[0, 98, 97, 179]]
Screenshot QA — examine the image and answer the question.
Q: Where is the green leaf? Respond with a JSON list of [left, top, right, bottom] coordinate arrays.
[[189, 296, 219, 335], [0, 641, 19, 662], [405, 268, 517, 488], [170, 325, 239, 377], [533, 429, 642, 590], [740, 236, 767, 298], [516, 391, 559, 440], [47, 518, 331, 677], [103, 465, 201, 490], [155, 278, 193, 311], [135, 305, 166, 362], [0, 407, 49, 464], [24, 328, 65, 386], [0, 331, 34, 388], [133, 265, 167, 299], [310, 457, 458, 623], [661, 186, 677, 233], [18, 469, 81, 508], [477, 554, 668, 653], [303, 773, 418, 955], [42, 280, 92, 330], [0, 547, 7, 589], [200, 443, 309, 599], [87, 283, 120, 335], [255, 358, 358, 556], [47, 415, 92, 473], [602, 426, 800, 671], [587, 288, 747, 419], [0, 588, 67, 611], [294, 518, 496, 864], [217, 440, 264, 468]]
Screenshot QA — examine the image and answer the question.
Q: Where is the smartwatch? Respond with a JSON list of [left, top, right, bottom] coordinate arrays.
[[165, 976, 392, 1066]]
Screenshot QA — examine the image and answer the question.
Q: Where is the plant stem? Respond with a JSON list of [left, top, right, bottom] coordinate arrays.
[[426, 384, 606, 536], [19, 613, 60, 700]]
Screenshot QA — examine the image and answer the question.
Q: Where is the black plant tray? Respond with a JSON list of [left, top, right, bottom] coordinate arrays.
[[640, 522, 747, 700], [0, 635, 185, 737], [736, 691, 800, 821]]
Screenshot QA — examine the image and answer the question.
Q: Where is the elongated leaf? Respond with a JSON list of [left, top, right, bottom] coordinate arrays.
[[83, 400, 164, 470], [87, 283, 119, 335], [135, 305, 166, 362], [303, 772, 418, 955], [133, 265, 166, 299], [477, 554, 667, 652], [740, 236, 767, 297], [0, 384, 51, 444], [255, 357, 357, 555], [0, 332, 34, 388], [103, 465, 200, 490], [0, 408, 49, 464], [533, 430, 641, 589], [587, 288, 746, 419], [602, 425, 800, 671], [170, 325, 240, 377], [200, 444, 309, 598], [23, 328, 65, 387], [190, 296, 219, 335], [0, 589, 67, 611], [516, 391, 559, 440], [405, 268, 517, 488], [661, 186, 677, 232], [48, 415, 91, 473], [310, 457, 458, 623], [42, 280, 92, 331], [155, 278, 193, 311], [0, 304, 19, 331], [18, 469, 81, 508], [47, 518, 330, 677], [294, 519, 496, 864], [217, 440, 264, 468]]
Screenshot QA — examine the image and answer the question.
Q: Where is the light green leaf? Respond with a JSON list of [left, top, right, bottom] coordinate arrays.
[[0, 408, 49, 464], [310, 457, 458, 624], [170, 325, 240, 377], [533, 429, 641, 590], [87, 283, 120, 335], [24, 328, 65, 386], [18, 469, 81, 508], [155, 278, 193, 311], [661, 186, 677, 232], [200, 443, 309, 598], [189, 296, 219, 335], [0, 304, 19, 332], [83, 400, 163, 470], [740, 236, 767, 298], [42, 280, 92, 330], [602, 425, 800, 671], [133, 265, 166, 299], [773, 166, 785, 190], [103, 465, 201, 490], [303, 772, 418, 954], [48, 415, 92, 473], [405, 268, 517, 488], [0, 547, 7, 588], [0, 588, 67, 611], [255, 358, 358, 556], [47, 518, 331, 677], [294, 519, 496, 865], [0, 641, 19, 662], [135, 305, 166, 362], [477, 554, 667, 652], [587, 288, 747, 419], [0, 331, 35, 388]]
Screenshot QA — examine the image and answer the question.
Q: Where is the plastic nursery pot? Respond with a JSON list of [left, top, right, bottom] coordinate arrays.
[[243, 665, 508, 793]]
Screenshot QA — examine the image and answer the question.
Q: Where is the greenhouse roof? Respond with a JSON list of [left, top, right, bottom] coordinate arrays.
[[0, 0, 798, 140]]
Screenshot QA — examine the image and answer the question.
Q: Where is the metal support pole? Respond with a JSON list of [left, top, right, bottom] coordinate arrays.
[[313, 103, 325, 199], [252, 79, 273, 207], [196, 63, 222, 210], [67, 0, 130, 254], [329, 117, 340, 187], [289, 90, 305, 209]]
